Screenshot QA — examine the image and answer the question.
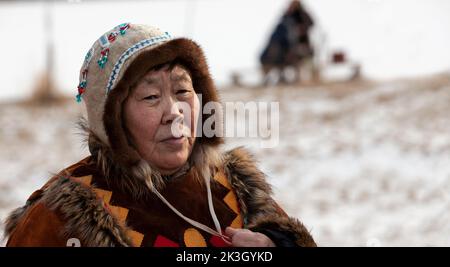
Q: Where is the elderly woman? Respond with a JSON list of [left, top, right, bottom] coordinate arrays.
[[4, 24, 316, 247]]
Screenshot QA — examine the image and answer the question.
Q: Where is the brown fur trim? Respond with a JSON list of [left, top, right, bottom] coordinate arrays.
[[4, 138, 314, 247], [247, 214, 317, 247], [103, 38, 223, 168], [3, 205, 31, 241], [3, 178, 57, 241], [223, 146, 316, 247], [4, 174, 132, 247], [223, 146, 273, 223], [39, 176, 132, 247]]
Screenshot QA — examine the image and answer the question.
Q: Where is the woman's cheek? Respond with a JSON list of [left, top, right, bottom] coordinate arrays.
[[133, 108, 159, 140]]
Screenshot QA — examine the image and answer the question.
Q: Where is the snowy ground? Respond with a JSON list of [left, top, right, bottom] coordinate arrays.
[[1, 74, 450, 246]]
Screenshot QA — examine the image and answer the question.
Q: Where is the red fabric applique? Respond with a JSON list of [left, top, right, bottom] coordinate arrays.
[[210, 235, 232, 247], [153, 235, 180, 247]]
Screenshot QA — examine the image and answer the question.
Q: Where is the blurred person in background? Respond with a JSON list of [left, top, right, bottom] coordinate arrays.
[[260, 0, 314, 85], [3, 23, 316, 247]]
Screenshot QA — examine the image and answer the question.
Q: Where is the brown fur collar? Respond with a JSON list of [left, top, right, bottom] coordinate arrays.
[[41, 176, 132, 246], [2, 175, 133, 247], [3, 142, 315, 247], [3, 205, 28, 240], [3, 126, 223, 246]]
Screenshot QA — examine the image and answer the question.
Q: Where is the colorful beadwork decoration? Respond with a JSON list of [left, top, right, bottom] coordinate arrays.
[[75, 47, 94, 103], [118, 23, 130, 35], [106, 31, 172, 93], [76, 23, 131, 102], [97, 48, 109, 69], [76, 69, 88, 103], [108, 32, 118, 42], [96, 23, 131, 69], [84, 49, 92, 62], [76, 24, 131, 102]]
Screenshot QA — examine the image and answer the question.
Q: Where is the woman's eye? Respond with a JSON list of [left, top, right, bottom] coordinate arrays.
[[176, 89, 191, 95], [143, 95, 159, 101]]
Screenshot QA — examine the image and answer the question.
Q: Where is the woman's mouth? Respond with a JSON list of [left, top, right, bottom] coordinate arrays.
[[161, 136, 185, 146]]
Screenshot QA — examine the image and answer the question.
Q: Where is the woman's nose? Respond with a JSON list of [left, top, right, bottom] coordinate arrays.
[[161, 97, 184, 125]]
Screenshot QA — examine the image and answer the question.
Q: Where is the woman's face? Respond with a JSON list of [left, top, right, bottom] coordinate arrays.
[[124, 64, 199, 175]]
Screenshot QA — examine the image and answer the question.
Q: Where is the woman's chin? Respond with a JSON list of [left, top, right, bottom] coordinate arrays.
[[155, 153, 189, 175]]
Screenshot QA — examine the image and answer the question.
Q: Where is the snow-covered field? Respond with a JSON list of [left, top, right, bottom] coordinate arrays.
[[1, 74, 450, 246], [1, 0, 450, 101]]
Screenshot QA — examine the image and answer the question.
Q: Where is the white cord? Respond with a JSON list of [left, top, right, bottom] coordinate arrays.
[[145, 175, 231, 245]]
